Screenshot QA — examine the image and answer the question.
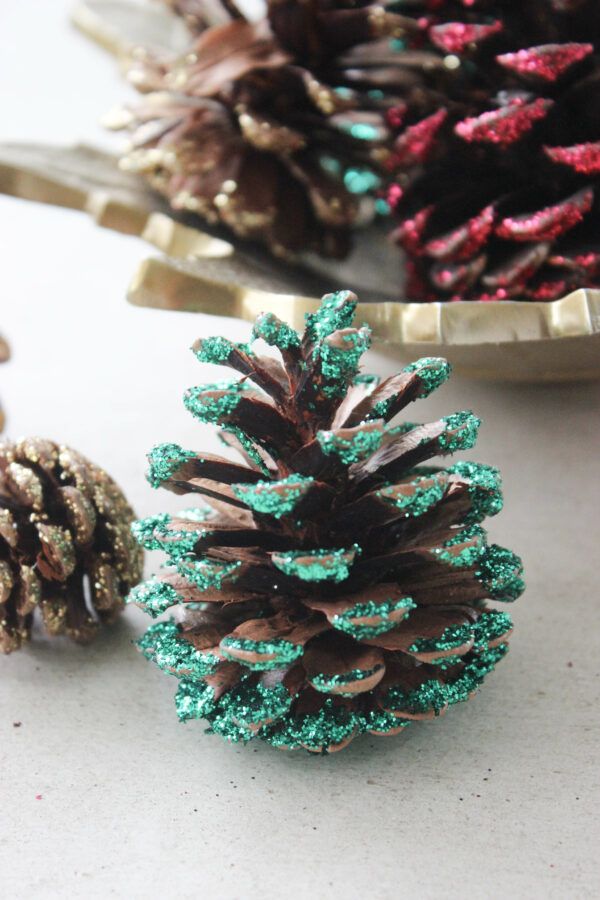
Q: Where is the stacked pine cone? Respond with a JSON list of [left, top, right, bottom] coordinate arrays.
[[0, 439, 143, 653], [386, 0, 600, 302], [130, 290, 524, 753], [112, 1, 419, 257]]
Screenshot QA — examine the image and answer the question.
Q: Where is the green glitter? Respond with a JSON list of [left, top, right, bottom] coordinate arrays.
[[175, 679, 217, 722], [428, 656, 466, 670], [476, 544, 525, 602], [219, 636, 303, 671], [360, 709, 410, 735], [193, 336, 234, 364], [220, 426, 271, 475], [444, 645, 508, 706], [211, 679, 292, 731], [331, 596, 416, 639], [311, 664, 384, 695], [304, 290, 356, 342], [473, 610, 513, 648], [265, 699, 359, 752], [409, 622, 474, 656], [402, 357, 452, 398], [438, 411, 481, 452], [353, 373, 380, 388], [131, 513, 171, 550], [252, 312, 300, 350], [382, 642, 509, 715], [131, 513, 199, 561], [176, 556, 241, 591], [272, 545, 360, 583], [382, 679, 448, 716], [386, 421, 419, 437], [146, 443, 195, 489], [184, 381, 245, 424], [448, 461, 503, 524], [375, 198, 390, 216], [316, 327, 371, 397], [317, 425, 383, 465], [435, 525, 487, 568], [232, 475, 314, 519], [377, 473, 446, 517], [338, 121, 380, 141], [138, 620, 220, 679], [344, 168, 381, 194], [127, 579, 179, 617]]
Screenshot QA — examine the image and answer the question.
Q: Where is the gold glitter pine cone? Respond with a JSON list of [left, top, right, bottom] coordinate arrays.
[[130, 290, 524, 754], [386, 0, 600, 301], [0, 438, 143, 653], [110, 2, 413, 258]]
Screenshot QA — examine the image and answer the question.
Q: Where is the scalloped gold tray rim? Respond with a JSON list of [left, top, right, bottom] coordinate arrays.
[[1, 139, 599, 381]]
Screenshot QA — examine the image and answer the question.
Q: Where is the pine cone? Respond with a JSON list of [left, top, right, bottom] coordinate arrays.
[[0, 335, 8, 432], [161, 0, 247, 31], [111, 4, 414, 258], [387, 0, 600, 301], [130, 290, 524, 753], [0, 439, 143, 653]]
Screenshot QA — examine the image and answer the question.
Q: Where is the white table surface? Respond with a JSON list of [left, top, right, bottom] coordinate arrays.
[[1, 4, 599, 898]]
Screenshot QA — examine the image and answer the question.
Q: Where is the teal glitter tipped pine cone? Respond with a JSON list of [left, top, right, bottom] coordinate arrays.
[[0, 438, 143, 653], [129, 290, 524, 753]]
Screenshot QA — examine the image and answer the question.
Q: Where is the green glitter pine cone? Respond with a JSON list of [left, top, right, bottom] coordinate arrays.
[[130, 290, 524, 753], [0, 438, 143, 653]]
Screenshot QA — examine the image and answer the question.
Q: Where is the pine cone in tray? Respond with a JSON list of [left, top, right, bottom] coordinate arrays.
[[111, 3, 418, 258], [0, 439, 143, 653], [130, 290, 524, 753], [386, 0, 600, 301]]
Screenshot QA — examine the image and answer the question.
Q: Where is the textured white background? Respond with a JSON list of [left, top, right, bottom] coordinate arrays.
[[1, 3, 599, 898]]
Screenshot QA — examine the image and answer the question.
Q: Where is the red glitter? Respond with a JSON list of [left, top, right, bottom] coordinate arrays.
[[525, 278, 570, 301], [386, 103, 407, 130], [393, 205, 434, 255], [35, 794, 43, 800], [429, 21, 503, 55], [424, 204, 495, 261], [497, 43, 593, 82], [544, 142, 600, 174], [548, 251, 600, 276], [391, 109, 447, 167], [386, 183, 404, 210], [430, 254, 486, 292], [481, 243, 550, 289], [496, 188, 594, 242], [455, 98, 552, 146]]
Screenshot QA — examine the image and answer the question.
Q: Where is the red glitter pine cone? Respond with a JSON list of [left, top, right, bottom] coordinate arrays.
[[387, 0, 600, 301], [129, 290, 524, 754]]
